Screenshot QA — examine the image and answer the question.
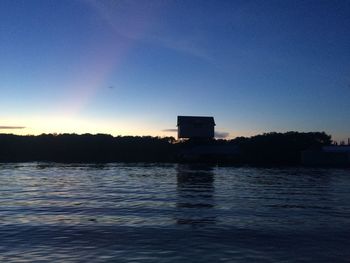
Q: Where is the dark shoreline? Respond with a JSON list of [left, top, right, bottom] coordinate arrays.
[[1, 131, 344, 166], [1, 162, 349, 169]]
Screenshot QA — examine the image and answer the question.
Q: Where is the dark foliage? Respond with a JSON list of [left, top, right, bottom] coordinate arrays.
[[0, 133, 176, 162], [0, 131, 332, 165], [228, 131, 332, 165]]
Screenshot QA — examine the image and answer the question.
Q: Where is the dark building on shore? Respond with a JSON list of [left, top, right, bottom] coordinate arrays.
[[177, 116, 215, 140], [302, 146, 350, 166], [176, 116, 239, 162]]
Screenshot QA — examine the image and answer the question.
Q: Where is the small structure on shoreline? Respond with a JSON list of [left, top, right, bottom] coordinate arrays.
[[301, 146, 350, 166], [177, 116, 215, 140], [176, 116, 239, 162]]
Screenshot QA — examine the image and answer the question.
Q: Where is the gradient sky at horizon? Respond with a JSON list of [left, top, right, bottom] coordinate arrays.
[[1, 0, 349, 141]]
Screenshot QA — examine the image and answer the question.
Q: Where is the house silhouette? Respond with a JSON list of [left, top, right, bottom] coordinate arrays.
[[177, 116, 215, 139]]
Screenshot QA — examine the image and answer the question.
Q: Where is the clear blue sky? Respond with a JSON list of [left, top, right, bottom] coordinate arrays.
[[1, 0, 349, 141]]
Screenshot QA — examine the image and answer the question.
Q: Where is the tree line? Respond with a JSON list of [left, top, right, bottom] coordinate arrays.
[[0, 131, 332, 164], [0, 133, 176, 162]]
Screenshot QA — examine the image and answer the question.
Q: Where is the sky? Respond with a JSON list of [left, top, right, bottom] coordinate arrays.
[[1, 0, 349, 141]]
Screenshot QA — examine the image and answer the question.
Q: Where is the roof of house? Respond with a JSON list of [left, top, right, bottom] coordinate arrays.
[[177, 116, 215, 126]]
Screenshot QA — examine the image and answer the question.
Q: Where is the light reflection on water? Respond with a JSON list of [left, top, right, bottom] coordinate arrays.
[[0, 163, 349, 262]]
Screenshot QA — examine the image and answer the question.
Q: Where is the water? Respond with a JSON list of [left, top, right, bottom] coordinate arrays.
[[0, 163, 349, 262]]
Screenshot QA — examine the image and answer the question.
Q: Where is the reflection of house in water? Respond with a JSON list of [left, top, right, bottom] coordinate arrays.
[[302, 146, 350, 166], [176, 164, 216, 226]]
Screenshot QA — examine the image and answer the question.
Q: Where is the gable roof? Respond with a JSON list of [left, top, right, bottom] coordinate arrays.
[[177, 116, 215, 126]]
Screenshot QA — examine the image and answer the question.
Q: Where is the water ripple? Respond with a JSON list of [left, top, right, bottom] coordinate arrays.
[[0, 163, 349, 262]]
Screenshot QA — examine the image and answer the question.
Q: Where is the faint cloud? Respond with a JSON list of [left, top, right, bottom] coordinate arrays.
[[215, 131, 230, 139], [162, 128, 177, 132], [163, 129, 229, 138], [147, 35, 214, 62], [0, 126, 25, 129], [87, 0, 160, 40], [87, 0, 213, 63]]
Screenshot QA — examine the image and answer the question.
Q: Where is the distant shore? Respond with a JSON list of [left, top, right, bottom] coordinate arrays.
[[0, 131, 342, 166]]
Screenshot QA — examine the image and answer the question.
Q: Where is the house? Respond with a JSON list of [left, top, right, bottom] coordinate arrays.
[[177, 116, 215, 139]]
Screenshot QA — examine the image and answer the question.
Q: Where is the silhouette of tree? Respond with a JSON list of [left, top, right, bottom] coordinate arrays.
[[229, 131, 332, 165], [0, 131, 332, 165]]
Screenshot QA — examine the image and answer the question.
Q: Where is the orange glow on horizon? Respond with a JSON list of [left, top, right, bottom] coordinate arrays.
[[1, 116, 342, 142]]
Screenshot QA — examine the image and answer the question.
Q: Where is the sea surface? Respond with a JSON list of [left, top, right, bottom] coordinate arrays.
[[0, 163, 349, 262]]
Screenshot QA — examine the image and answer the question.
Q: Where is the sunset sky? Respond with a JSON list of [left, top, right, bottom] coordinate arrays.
[[1, 0, 349, 141]]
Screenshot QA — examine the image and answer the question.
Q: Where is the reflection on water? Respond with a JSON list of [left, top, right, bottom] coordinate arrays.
[[0, 163, 349, 262], [176, 164, 216, 226]]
